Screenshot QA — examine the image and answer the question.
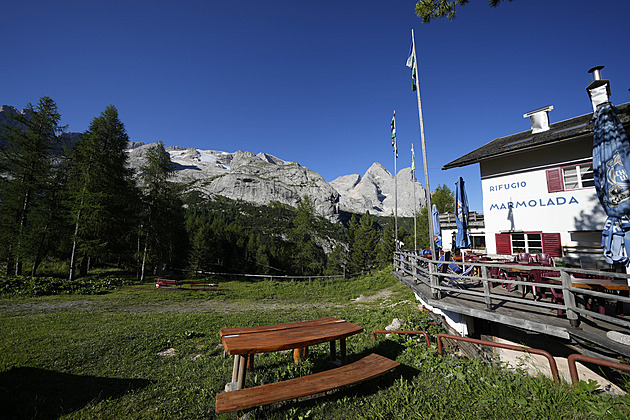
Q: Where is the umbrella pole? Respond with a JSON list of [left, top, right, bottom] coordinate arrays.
[[411, 29, 435, 259]]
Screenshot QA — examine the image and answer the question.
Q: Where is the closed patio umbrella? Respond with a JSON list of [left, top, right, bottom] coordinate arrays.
[[432, 204, 442, 251], [454, 177, 471, 249], [590, 67, 630, 266]]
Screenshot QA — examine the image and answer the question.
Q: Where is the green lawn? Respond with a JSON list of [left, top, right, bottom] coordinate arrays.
[[1, 269, 629, 419]]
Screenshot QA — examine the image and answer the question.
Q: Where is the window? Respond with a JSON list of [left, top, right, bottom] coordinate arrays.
[[495, 232, 561, 256], [471, 235, 486, 250], [510, 233, 542, 254], [546, 162, 594, 193], [563, 163, 594, 190]]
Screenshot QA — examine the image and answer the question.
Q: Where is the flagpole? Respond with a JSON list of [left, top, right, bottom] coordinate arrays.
[[391, 111, 398, 261], [394, 124, 398, 253], [411, 29, 435, 259], [395, 157, 398, 246], [412, 144, 417, 252]]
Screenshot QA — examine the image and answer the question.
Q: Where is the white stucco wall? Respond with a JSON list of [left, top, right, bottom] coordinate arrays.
[[481, 166, 605, 254]]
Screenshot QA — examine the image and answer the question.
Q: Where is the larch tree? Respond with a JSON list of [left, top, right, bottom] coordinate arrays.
[[377, 214, 396, 267], [67, 105, 137, 280], [138, 141, 185, 281], [0, 97, 66, 275], [290, 195, 325, 275], [347, 212, 378, 274]]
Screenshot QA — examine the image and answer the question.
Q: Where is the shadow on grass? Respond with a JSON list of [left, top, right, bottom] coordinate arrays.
[[359, 339, 421, 379], [0, 367, 151, 419]]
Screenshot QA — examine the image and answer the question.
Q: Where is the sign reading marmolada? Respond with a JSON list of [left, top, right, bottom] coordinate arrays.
[[484, 176, 580, 212]]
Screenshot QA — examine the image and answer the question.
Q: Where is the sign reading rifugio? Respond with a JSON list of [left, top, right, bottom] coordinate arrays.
[[486, 179, 580, 211], [488, 181, 527, 192]]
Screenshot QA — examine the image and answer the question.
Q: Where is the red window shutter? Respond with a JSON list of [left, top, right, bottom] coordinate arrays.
[[495, 233, 512, 255], [542, 233, 562, 257], [546, 168, 564, 193]]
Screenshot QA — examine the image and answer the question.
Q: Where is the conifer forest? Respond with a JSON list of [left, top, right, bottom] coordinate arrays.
[[0, 97, 433, 281]]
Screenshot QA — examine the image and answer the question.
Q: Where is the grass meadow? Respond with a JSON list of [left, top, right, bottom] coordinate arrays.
[[1, 269, 629, 419]]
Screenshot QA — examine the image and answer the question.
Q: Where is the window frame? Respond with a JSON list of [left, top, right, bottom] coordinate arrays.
[[561, 162, 594, 191], [546, 160, 594, 193], [510, 231, 543, 254], [495, 232, 562, 257]]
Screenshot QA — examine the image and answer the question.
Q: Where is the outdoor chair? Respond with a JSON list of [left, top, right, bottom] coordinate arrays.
[[534, 253, 554, 266], [516, 253, 532, 263], [550, 287, 565, 316], [437, 253, 459, 274], [498, 268, 519, 293], [488, 266, 500, 281]]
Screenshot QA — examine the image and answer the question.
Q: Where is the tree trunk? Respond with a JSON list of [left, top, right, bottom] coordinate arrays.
[[140, 232, 149, 283], [68, 211, 81, 281], [5, 243, 15, 276], [30, 224, 49, 277], [14, 189, 32, 277], [136, 227, 142, 281], [79, 257, 88, 277]]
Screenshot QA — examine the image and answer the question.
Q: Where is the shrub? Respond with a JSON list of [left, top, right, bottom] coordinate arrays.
[[0, 275, 126, 296]]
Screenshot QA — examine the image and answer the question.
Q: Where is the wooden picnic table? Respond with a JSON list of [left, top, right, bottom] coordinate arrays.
[[542, 275, 629, 291], [220, 317, 364, 390]]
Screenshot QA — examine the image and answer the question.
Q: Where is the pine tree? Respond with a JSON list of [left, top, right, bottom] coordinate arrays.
[[67, 105, 137, 280]]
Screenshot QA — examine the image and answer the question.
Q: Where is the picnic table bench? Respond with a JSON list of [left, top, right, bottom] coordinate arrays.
[[216, 317, 398, 413], [189, 280, 219, 290], [155, 278, 178, 288], [215, 353, 398, 414]]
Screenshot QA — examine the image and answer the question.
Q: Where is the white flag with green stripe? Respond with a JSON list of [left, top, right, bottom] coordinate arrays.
[[391, 112, 398, 158], [406, 44, 417, 92], [411, 143, 415, 173]]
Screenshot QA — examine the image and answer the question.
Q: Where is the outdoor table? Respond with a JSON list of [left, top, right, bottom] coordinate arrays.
[[541, 275, 629, 291], [220, 317, 363, 390], [541, 274, 628, 315]]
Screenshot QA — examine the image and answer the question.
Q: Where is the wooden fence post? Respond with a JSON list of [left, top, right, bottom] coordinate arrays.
[[481, 265, 492, 310], [429, 259, 440, 299], [561, 269, 580, 327]]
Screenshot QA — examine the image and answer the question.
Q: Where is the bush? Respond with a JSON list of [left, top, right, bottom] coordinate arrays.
[[0, 275, 126, 296]]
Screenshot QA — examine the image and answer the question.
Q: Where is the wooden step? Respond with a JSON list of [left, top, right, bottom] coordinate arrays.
[[215, 353, 399, 414]]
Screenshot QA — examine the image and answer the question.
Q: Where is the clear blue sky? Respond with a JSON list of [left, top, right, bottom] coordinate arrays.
[[3, 0, 629, 212]]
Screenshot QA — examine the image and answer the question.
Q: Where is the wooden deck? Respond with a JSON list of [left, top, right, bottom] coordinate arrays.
[[392, 254, 630, 359]]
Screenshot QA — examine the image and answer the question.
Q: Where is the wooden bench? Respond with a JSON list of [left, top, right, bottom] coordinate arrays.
[[189, 280, 219, 290], [155, 278, 178, 288], [215, 353, 399, 414], [562, 245, 603, 255]]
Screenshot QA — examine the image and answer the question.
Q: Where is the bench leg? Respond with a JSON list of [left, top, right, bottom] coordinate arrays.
[[247, 353, 255, 370], [330, 340, 336, 361], [236, 355, 248, 390], [231, 355, 240, 383], [293, 347, 308, 363], [225, 355, 243, 392]]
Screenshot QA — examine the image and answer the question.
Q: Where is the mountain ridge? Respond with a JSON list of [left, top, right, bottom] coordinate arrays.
[[0, 105, 427, 220]]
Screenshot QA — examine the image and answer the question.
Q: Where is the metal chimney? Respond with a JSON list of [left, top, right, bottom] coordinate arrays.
[[587, 65, 611, 111], [523, 105, 554, 134]]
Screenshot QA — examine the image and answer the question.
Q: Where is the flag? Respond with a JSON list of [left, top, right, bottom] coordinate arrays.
[[411, 143, 415, 173], [406, 43, 417, 92], [391, 112, 398, 158]]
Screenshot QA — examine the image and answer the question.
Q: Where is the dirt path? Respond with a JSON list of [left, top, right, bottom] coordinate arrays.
[[0, 286, 403, 315]]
